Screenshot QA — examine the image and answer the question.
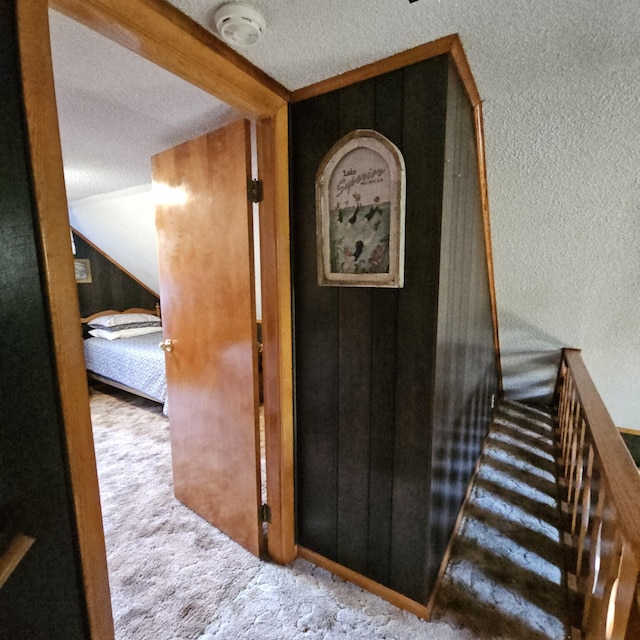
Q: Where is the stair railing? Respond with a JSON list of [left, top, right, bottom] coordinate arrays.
[[555, 348, 640, 640]]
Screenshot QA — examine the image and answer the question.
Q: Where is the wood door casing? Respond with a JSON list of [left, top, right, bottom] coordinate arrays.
[[18, 2, 294, 636], [153, 119, 263, 556]]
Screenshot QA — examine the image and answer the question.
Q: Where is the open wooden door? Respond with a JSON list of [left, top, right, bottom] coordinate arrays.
[[152, 119, 263, 556]]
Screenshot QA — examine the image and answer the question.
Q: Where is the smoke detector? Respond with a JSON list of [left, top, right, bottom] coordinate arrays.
[[214, 2, 266, 47]]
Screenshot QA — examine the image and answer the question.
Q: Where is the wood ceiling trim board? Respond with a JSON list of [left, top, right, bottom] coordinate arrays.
[[50, 0, 291, 117], [290, 34, 458, 102]]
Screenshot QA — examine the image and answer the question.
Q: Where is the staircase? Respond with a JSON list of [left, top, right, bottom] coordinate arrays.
[[430, 348, 640, 640], [430, 400, 569, 639]]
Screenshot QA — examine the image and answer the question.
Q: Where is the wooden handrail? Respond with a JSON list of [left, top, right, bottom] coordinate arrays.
[[555, 348, 640, 640]]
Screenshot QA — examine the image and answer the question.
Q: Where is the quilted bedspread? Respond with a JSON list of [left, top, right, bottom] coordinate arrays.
[[83, 332, 168, 414]]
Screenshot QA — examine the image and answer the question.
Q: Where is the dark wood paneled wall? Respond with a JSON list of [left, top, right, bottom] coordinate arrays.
[[73, 232, 158, 318], [291, 55, 447, 602], [290, 55, 498, 604], [0, 3, 88, 636], [428, 62, 500, 583]]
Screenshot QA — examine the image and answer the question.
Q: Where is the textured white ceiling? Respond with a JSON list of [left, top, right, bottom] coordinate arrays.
[[49, 10, 241, 201], [49, 1, 640, 427]]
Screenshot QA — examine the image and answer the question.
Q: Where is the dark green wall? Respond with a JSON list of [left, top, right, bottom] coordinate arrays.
[[73, 232, 158, 318], [290, 55, 498, 603], [0, 2, 88, 637]]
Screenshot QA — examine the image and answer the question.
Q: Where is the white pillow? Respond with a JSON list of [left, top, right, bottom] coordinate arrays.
[[89, 326, 163, 340], [88, 313, 160, 329]]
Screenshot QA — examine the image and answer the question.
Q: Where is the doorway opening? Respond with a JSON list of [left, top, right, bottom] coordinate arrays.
[[50, 7, 266, 636], [19, 1, 294, 635]]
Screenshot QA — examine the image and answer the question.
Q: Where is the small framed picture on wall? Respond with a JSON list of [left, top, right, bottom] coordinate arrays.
[[315, 129, 406, 288], [74, 258, 92, 283]]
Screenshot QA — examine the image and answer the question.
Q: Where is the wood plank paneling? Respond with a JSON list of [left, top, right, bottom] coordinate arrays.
[[72, 233, 158, 318], [388, 58, 448, 601], [292, 56, 453, 604], [291, 92, 341, 558], [428, 61, 499, 590], [291, 52, 499, 607], [335, 80, 376, 574], [366, 70, 404, 586]]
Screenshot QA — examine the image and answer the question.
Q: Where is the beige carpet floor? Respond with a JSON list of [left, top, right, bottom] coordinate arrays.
[[89, 383, 473, 639]]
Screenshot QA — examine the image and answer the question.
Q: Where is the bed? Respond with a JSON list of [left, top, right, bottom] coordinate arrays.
[[81, 307, 168, 415]]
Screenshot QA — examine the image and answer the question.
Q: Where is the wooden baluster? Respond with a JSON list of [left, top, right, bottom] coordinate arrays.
[[576, 445, 595, 578], [559, 374, 573, 471], [570, 416, 588, 536], [582, 472, 606, 626], [565, 384, 580, 482], [585, 505, 622, 640], [558, 368, 571, 462], [605, 543, 640, 640], [567, 410, 582, 508]]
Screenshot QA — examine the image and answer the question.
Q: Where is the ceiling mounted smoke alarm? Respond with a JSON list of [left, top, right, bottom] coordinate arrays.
[[214, 2, 266, 47]]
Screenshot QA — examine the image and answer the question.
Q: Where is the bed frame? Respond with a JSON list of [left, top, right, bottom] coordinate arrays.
[[81, 305, 163, 403], [81, 303, 161, 325]]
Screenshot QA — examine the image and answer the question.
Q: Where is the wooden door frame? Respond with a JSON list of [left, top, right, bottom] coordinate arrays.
[[16, 1, 295, 637]]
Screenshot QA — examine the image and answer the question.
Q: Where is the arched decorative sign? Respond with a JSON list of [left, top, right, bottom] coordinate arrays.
[[316, 129, 406, 287]]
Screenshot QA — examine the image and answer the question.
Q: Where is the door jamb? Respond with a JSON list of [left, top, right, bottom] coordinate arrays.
[[16, 1, 294, 637]]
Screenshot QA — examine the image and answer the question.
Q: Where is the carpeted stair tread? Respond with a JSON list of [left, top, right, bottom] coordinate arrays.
[[430, 401, 568, 640]]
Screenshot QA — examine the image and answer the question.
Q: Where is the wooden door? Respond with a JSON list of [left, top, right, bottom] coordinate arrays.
[[152, 119, 263, 556]]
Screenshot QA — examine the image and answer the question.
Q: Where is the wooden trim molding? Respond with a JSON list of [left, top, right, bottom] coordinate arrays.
[[473, 103, 503, 395], [16, 1, 114, 637], [449, 36, 481, 107], [18, 0, 295, 636], [257, 108, 296, 565], [291, 34, 458, 102], [72, 227, 159, 298], [0, 534, 35, 591], [50, 0, 290, 117], [290, 33, 480, 106], [297, 546, 431, 619]]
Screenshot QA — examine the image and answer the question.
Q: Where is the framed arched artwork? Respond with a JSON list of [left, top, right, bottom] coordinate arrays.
[[316, 129, 406, 287]]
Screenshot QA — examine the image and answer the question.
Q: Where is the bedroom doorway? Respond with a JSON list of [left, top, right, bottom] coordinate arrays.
[[49, 11, 266, 557], [18, 1, 294, 636]]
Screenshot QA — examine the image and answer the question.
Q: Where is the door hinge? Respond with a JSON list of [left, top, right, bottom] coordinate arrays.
[[259, 503, 271, 523], [248, 178, 264, 203]]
